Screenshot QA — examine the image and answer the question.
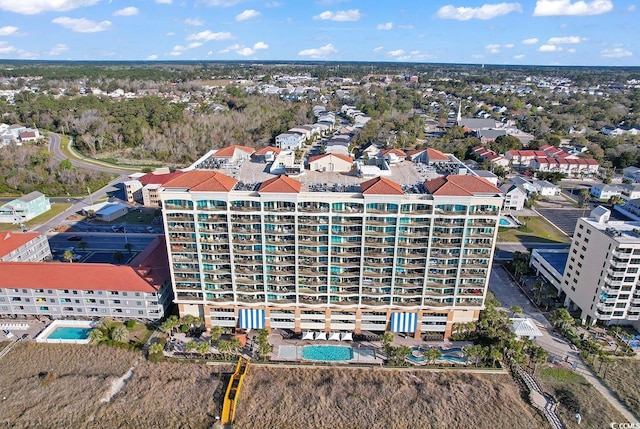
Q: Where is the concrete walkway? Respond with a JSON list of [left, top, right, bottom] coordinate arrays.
[[490, 264, 639, 424]]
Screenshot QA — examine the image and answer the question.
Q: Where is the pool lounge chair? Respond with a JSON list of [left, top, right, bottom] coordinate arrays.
[[314, 332, 327, 341], [328, 332, 341, 341], [340, 332, 353, 342], [302, 331, 315, 341]]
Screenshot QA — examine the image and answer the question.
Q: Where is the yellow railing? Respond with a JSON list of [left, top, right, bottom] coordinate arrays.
[[221, 357, 250, 425]]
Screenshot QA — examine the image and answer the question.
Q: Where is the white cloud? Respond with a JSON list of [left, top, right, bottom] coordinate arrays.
[[218, 43, 243, 53], [48, 43, 68, 56], [388, 49, 405, 57], [394, 50, 433, 61], [0, 26, 18, 36], [436, 3, 522, 20], [373, 46, 384, 52], [504, 43, 514, 48], [376, 22, 393, 30], [521, 37, 539, 44], [113, 6, 139, 16], [601, 47, 632, 58], [547, 36, 583, 44], [265, 1, 282, 7], [186, 30, 233, 41], [313, 9, 361, 21], [514, 54, 526, 59], [539, 44, 560, 52], [170, 42, 203, 56], [533, 0, 612, 16], [0, 0, 97, 15], [485, 43, 501, 54], [155, 0, 172, 3], [236, 9, 260, 21], [52, 17, 112, 33], [166, 31, 175, 36], [0, 41, 16, 54], [253, 41, 268, 50], [198, 0, 242, 6], [298, 43, 337, 58], [185, 18, 204, 26], [628, 4, 636, 12], [147, 54, 158, 60]]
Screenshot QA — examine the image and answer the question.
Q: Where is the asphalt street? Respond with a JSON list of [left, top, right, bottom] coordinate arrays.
[[48, 232, 156, 252]]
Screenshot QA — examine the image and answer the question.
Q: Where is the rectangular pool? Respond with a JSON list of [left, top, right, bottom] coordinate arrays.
[[47, 327, 92, 340], [36, 320, 95, 344]]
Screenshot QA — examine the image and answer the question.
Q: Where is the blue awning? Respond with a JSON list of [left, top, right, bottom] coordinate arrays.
[[238, 309, 265, 329], [390, 312, 417, 333]]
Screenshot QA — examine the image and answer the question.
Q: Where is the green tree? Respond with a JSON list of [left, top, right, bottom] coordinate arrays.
[[381, 331, 394, 356], [62, 249, 75, 263], [113, 250, 124, 264], [424, 347, 442, 364], [88, 328, 104, 344], [78, 241, 88, 252], [529, 345, 548, 374], [608, 195, 624, 208], [195, 340, 211, 356], [578, 188, 591, 208], [110, 324, 129, 343], [124, 242, 133, 254], [149, 341, 164, 355], [551, 308, 575, 332], [509, 305, 523, 317], [210, 325, 223, 344]]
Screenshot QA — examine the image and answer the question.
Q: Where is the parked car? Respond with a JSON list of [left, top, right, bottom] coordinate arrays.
[[67, 235, 82, 241]]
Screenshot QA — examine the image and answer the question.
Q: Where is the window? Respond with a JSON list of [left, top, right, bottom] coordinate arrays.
[[613, 311, 624, 317], [136, 301, 142, 306], [571, 286, 576, 291], [568, 264, 574, 271], [138, 310, 144, 315], [0, 297, 4, 302], [586, 229, 591, 234], [122, 292, 128, 297], [584, 238, 589, 243], [579, 224, 584, 230], [577, 262, 582, 268], [576, 232, 582, 238]]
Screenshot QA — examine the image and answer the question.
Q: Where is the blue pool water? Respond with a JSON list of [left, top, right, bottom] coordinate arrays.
[[407, 347, 467, 364], [46, 327, 92, 340], [499, 218, 512, 226], [302, 345, 353, 361]]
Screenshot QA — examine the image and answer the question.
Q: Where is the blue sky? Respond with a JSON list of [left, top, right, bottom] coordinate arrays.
[[0, 0, 637, 66]]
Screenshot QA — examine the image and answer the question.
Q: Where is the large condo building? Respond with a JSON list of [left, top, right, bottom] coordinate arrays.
[[160, 146, 504, 339], [561, 207, 640, 329]]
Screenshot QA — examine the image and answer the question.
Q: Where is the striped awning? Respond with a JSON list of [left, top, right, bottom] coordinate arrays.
[[390, 312, 417, 333], [238, 309, 265, 329]]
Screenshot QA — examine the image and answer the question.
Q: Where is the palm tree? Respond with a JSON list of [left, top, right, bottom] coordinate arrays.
[[489, 347, 503, 368], [195, 341, 211, 356], [124, 242, 133, 254], [113, 250, 124, 264], [97, 318, 114, 331], [381, 331, 394, 356], [88, 328, 104, 344], [62, 250, 75, 263], [608, 195, 624, 208], [78, 241, 88, 253], [529, 345, 548, 375], [425, 347, 442, 364], [110, 325, 129, 343], [509, 305, 523, 317], [149, 342, 164, 355], [551, 308, 575, 332], [210, 325, 223, 344]]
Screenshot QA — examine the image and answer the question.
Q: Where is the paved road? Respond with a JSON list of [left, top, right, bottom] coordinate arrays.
[[48, 132, 133, 175], [490, 264, 639, 424], [48, 232, 156, 252], [495, 242, 570, 261]]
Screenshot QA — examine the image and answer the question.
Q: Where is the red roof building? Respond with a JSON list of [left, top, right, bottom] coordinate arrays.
[[259, 175, 302, 193]]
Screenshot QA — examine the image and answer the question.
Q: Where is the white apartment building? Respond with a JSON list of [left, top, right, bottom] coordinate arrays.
[[0, 237, 172, 320], [561, 207, 640, 328], [0, 231, 51, 262], [159, 151, 504, 339]]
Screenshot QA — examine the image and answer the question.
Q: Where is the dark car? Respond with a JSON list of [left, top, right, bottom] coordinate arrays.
[[67, 236, 82, 241]]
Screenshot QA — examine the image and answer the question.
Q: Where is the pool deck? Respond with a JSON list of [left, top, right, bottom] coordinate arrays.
[[0, 318, 48, 341]]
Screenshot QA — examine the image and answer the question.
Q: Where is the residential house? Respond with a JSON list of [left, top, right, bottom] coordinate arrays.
[[499, 184, 527, 211], [532, 180, 560, 196], [623, 166, 640, 183], [590, 184, 623, 200], [308, 153, 353, 172], [275, 132, 305, 150], [0, 192, 51, 223]]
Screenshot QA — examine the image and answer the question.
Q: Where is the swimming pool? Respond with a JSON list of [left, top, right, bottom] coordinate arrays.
[[499, 217, 519, 227], [47, 327, 92, 340], [302, 345, 353, 361], [406, 347, 467, 364], [35, 320, 95, 344]]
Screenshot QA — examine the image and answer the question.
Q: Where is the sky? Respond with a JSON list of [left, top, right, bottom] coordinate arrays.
[[0, 0, 638, 66]]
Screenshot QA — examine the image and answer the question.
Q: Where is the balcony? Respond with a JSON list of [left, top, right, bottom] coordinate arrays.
[[594, 311, 612, 320], [298, 228, 327, 236], [393, 289, 423, 297], [610, 260, 630, 269], [361, 298, 390, 306], [395, 271, 425, 279], [231, 217, 261, 224], [361, 270, 390, 278], [392, 299, 421, 307], [596, 302, 615, 311], [230, 205, 260, 212], [299, 268, 327, 276], [423, 299, 451, 308], [166, 215, 194, 222], [298, 278, 327, 287], [298, 203, 330, 213]]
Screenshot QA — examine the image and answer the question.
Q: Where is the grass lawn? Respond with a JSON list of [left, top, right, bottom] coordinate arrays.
[[0, 202, 72, 231], [539, 366, 627, 428], [88, 208, 159, 226], [595, 358, 640, 418], [497, 215, 571, 244]]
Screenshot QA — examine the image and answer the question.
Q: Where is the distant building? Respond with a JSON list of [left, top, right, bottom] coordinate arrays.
[[590, 184, 623, 200], [499, 184, 527, 211], [124, 168, 184, 206], [0, 231, 52, 262], [0, 192, 51, 223]]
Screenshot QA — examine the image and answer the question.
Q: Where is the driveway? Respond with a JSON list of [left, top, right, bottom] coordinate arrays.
[[489, 264, 639, 423]]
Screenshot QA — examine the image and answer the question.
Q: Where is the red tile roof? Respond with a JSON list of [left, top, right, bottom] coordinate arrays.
[[0, 236, 169, 293], [163, 170, 237, 192], [139, 170, 184, 186], [213, 145, 255, 158], [19, 131, 37, 139], [425, 175, 502, 196], [0, 231, 43, 259], [254, 146, 282, 156], [425, 148, 449, 161], [259, 175, 301, 193], [380, 148, 406, 157], [308, 153, 354, 164], [360, 176, 404, 195]]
